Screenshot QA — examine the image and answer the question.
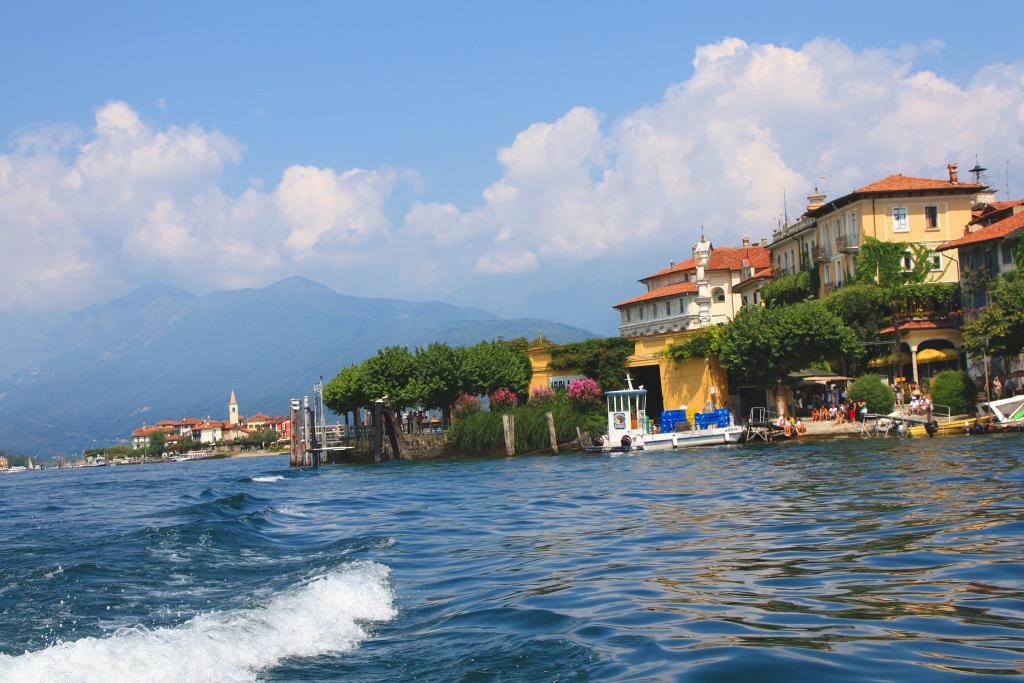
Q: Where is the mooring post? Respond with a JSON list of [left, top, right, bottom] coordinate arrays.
[[576, 426, 584, 451], [546, 411, 559, 454], [303, 396, 313, 467], [372, 400, 384, 463], [502, 414, 516, 456], [289, 399, 300, 467]]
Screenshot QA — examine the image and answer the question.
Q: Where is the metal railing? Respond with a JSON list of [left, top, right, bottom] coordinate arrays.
[[835, 234, 860, 253], [813, 244, 832, 263]]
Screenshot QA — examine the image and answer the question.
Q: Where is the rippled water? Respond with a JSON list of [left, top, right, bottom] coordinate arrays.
[[1, 435, 1023, 681]]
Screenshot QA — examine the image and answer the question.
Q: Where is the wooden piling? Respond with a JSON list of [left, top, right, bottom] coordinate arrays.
[[576, 426, 584, 452], [502, 414, 516, 456], [289, 399, 301, 467], [372, 400, 384, 462], [546, 412, 559, 454]]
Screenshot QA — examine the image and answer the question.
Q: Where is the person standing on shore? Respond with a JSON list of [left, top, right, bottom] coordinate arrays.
[[993, 376, 1003, 399]]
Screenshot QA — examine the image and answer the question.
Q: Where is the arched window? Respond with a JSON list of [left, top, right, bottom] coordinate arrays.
[[711, 287, 726, 303]]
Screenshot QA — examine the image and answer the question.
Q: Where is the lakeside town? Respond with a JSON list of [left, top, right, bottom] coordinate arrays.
[[4, 161, 1024, 471]]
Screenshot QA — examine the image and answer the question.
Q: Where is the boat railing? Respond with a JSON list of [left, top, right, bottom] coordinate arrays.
[[931, 404, 952, 422]]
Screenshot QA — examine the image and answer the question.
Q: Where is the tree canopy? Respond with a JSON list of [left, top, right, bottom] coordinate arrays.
[[963, 271, 1024, 358], [323, 339, 531, 417], [716, 301, 862, 387], [761, 271, 814, 307]]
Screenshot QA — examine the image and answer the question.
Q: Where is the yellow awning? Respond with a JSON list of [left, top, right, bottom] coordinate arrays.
[[916, 348, 959, 363], [868, 353, 903, 368]]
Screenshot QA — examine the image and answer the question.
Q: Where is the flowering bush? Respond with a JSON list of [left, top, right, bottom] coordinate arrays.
[[490, 388, 519, 412], [567, 378, 602, 405], [452, 394, 482, 417], [529, 386, 557, 404]]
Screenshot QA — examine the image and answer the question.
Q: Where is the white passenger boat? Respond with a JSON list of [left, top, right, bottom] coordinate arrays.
[[586, 377, 743, 453]]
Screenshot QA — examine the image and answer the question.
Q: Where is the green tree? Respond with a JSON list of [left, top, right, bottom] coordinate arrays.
[[362, 346, 422, 409], [414, 342, 467, 421], [761, 271, 814, 307], [323, 363, 370, 415], [823, 284, 888, 343], [717, 301, 862, 413], [147, 431, 166, 457], [963, 271, 1024, 358], [463, 340, 531, 396], [548, 337, 635, 390], [847, 374, 896, 414]]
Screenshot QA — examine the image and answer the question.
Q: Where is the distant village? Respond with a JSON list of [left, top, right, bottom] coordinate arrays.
[[129, 390, 291, 450]]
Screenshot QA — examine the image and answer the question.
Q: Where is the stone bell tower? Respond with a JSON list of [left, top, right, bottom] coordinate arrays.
[[693, 231, 713, 327], [228, 389, 239, 426]]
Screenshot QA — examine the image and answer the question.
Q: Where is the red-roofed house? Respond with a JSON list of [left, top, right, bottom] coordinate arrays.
[[768, 164, 989, 299], [131, 424, 175, 449], [614, 235, 770, 337], [937, 203, 1024, 312]]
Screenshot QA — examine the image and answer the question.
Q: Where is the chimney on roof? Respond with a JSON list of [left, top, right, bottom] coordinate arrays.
[[807, 187, 826, 212], [742, 235, 751, 248], [670, 260, 675, 268], [760, 237, 768, 247], [948, 162, 959, 184]]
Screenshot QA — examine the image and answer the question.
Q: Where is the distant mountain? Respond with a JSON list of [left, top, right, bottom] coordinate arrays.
[[0, 277, 594, 456]]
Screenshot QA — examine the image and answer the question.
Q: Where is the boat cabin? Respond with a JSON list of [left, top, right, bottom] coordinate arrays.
[[605, 388, 647, 443]]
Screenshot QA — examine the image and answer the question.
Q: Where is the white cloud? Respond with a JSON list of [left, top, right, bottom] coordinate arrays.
[[409, 37, 1024, 273], [0, 101, 407, 309], [2, 40, 1024, 314]]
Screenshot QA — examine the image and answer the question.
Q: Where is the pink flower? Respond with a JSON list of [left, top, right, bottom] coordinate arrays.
[[452, 394, 481, 416], [529, 386, 556, 403], [490, 388, 519, 411], [567, 378, 602, 404]]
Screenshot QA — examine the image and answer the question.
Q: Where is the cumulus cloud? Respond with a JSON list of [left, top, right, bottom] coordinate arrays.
[[3, 38, 1024, 313], [0, 101, 404, 309], [409, 37, 1024, 273]]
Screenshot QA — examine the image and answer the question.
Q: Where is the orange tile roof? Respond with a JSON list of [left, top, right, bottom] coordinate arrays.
[[735, 266, 774, 289], [643, 246, 771, 280], [937, 211, 1024, 252], [131, 425, 174, 438], [614, 281, 698, 308], [854, 174, 985, 194], [968, 199, 1024, 225]]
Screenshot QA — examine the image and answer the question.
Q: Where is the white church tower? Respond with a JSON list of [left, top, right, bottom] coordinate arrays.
[[229, 389, 239, 426]]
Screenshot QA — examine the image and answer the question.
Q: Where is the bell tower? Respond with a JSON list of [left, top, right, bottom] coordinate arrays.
[[229, 389, 239, 425]]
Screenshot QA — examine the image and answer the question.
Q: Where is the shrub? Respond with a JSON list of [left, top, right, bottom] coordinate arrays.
[[452, 394, 481, 417], [761, 271, 814, 307], [529, 386, 557, 404], [549, 337, 635, 390], [567, 378, 602, 405], [450, 402, 606, 456], [929, 370, 976, 415], [490, 388, 519, 412], [847, 374, 896, 415]]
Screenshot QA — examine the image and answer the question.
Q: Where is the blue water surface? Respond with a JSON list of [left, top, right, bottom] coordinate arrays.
[[1, 434, 1023, 681]]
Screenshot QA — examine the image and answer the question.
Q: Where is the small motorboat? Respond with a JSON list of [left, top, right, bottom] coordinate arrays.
[[586, 376, 743, 453]]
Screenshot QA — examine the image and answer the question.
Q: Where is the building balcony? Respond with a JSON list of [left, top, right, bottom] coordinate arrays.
[[812, 244, 832, 263], [836, 234, 860, 254]]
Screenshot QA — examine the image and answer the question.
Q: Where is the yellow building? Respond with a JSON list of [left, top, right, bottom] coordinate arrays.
[[528, 331, 730, 420]]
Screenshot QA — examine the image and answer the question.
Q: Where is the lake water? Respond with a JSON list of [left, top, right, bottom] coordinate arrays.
[[1, 435, 1023, 681]]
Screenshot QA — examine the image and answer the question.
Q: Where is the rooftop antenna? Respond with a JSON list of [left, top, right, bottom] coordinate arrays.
[[783, 186, 790, 225], [968, 155, 987, 184], [1006, 159, 1011, 199]]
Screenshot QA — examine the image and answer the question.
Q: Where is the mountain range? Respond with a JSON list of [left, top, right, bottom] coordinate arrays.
[[0, 277, 594, 456]]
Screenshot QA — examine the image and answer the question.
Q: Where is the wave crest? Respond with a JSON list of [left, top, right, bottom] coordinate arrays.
[[0, 562, 396, 682]]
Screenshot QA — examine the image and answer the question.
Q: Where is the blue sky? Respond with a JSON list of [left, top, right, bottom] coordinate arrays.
[[2, 1, 1023, 332]]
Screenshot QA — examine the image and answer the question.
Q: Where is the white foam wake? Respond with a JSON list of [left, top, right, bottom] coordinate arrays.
[[251, 475, 284, 483], [0, 562, 396, 682]]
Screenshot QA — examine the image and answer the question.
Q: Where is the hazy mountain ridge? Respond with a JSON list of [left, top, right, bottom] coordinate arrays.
[[0, 277, 593, 456]]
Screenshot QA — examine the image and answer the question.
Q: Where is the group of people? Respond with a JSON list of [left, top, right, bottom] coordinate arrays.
[[907, 394, 933, 416], [809, 400, 869, 424], [775, 414, 807, 437]]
